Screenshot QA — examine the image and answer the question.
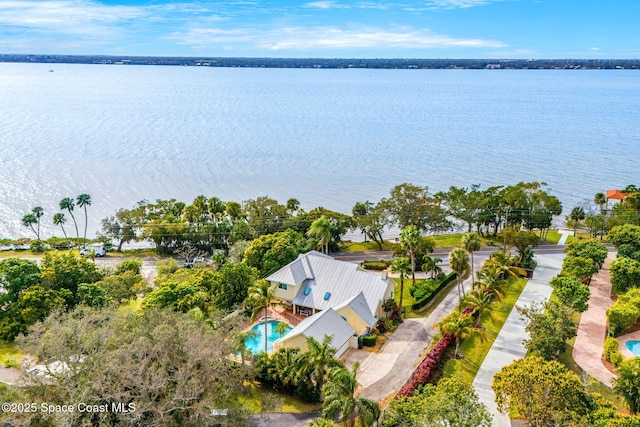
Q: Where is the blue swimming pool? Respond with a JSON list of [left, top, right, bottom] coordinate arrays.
[[244, 321, 292, 355], [625, 340, 640, 356]]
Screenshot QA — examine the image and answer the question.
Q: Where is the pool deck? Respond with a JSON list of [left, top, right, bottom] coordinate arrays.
[[618, 330, 640, 359]]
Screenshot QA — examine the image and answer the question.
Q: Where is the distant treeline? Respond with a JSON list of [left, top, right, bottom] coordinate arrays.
[[1, 54, 639, 70]]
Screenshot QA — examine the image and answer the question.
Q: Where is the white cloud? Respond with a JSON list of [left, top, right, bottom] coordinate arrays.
[[256, 26, 507, 51], [303, 1, 338, 9], [423, 0, 502, 10], [590, 47, 600, 51]]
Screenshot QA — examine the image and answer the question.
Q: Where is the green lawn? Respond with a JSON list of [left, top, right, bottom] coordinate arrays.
[[442, 278, 528, 383], [339, 240, 399, 252], [393, 277, 449, 319], [0, 342, 23, 368], [237, 382, 322, 414]]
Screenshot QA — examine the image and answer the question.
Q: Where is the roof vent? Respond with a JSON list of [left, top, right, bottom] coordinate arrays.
[[324, 292, 331, 301], [304, 287, 311, 296]]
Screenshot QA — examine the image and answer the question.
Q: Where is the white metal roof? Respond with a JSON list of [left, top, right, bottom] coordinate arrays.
[[272, 251, 389, 315], [333, 291, 377, 327], [276, 307, 355, 351]]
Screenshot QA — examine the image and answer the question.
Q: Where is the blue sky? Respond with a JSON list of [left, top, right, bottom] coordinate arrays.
[[0, 0, 638, 58]]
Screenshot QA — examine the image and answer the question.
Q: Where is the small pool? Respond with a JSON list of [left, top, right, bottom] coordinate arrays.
[[626, 340, 640, 356], [244, 321, 292, 355]]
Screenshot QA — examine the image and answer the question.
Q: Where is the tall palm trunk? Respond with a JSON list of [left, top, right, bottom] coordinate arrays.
[[84, 207, 89, 242], [68, 210, 80, 247]]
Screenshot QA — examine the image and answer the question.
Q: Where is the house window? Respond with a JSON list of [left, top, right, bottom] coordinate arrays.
[[278, 283, 288, 290], [390, 291, 394, 299], [304, 287, 311, 296], [324, 292, 331, 301]]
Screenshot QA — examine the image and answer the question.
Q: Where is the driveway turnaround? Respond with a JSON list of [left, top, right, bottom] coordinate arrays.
[[352, 276, 469, 403], [472, 253, 563, 427]]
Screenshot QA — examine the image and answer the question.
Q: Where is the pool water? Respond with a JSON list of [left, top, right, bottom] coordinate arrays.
[[626, 340, 640, 356], [244, 321, 292, 355]]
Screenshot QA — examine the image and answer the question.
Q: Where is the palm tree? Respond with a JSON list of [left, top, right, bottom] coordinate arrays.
[[594, 192, 607, 215], [462, 290, 496, 326], [32, 206, 44, 240], [53, 212, 68, 239], [245, 280, 277, 354], [568, 206, 586, 236], [484, 249, 525, 280], [77, 193, 92, 242], [322, 362, 380, 427], [421, 254, 442, 280], [462, 232, 481, 285], [60, 197, 80, 247], [307, 216, 332, 254], [449, 247, 470, 304], [22, 213, 38, 239], [299, 335, 343, 398], [390, 257, 411, 317], [399, 225, 421, 288], [474, 266, 508, 302], [435, 312, 486, 358]]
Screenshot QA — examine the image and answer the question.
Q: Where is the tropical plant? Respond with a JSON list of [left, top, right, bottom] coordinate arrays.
[[390, 257, 410, 316], [568, 206, 586, 236], [245, 280, 277, 354], [298, 335, 343, 397], [77, 193, 92, 242], [614, 358, 640, 415], [322, 362, 380, 427], [473, 266, 508, 302], [21, 213, 38, 239], [594, 192, 607, 214], [435, 311, 486, 358], [461, 232, 482, 280], [307, 216, 332, 254], [421, 254, 442, 280], [400, 225, 422, 289], [484, 249, 525, 280], [60, 197, 80, 247], [449, 247, 470, 304], [53, 212, 68, 239], [463, 290, 496, 326]]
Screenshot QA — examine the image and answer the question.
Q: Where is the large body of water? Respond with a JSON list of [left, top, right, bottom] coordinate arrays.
[[1, 63, 638, 239]]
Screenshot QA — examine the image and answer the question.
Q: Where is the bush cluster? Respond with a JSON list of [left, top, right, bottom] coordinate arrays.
[[361, 260, 391, 270], [603, 337, 624, 367], [606, 289, 640, 335], [361, 334, 377, 347], [411, 272, 456, 311], [396, 307, 473, 398]]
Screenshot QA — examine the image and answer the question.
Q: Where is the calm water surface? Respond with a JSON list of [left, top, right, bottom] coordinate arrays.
[[1, 63, 638, 238]]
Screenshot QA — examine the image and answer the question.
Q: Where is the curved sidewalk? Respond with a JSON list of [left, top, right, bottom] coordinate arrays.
[[572, 252, 616, 387], [472, 253, 563, 427]]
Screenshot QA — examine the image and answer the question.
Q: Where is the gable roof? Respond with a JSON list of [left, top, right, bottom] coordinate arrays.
[[275, 307, 355, 351], [333, 291, 377, 327], [269, 251, 389, 315], [266, 251, 328, 286]]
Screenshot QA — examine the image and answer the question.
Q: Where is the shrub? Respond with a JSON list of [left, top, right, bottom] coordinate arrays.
[[411, 272, 456, 311], [610, 257, 640, 293], [361, 260, 391, 271], [361, 334, 377, 347], [604, 337, 624, 367], [607, 303, 640, 335]]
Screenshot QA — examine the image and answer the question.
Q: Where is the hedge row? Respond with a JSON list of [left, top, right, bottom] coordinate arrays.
[[396, 306, 473, 398], [411, 272, 457, 311]]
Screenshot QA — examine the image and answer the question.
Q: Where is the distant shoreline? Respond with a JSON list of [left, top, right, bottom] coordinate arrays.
[[1, 54, 639, 70]]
